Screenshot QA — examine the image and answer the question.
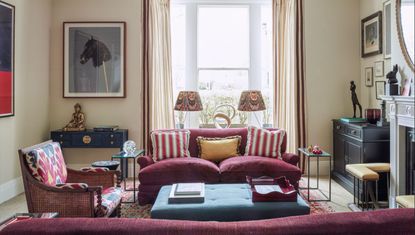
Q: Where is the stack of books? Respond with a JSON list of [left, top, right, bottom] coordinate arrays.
[[168, 183, 205, 203]]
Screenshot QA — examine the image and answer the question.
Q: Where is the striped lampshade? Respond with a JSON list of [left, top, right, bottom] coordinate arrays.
[[174, 91, 203, 111], [237, 90, 266, 112]]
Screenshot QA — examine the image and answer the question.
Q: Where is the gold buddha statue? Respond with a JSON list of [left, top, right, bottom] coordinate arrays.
[[63, 103, 86, 131]]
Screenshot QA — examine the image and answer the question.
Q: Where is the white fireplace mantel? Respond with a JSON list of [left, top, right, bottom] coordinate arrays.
[[381, 96, 415, 208]]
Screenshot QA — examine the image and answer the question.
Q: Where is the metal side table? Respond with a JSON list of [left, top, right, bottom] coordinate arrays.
[[112, 149, 145, 203], [298, 148, 332, 202]]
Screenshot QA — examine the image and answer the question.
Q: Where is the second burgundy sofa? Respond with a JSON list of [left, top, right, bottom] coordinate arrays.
[[137, 128, 301, 205]]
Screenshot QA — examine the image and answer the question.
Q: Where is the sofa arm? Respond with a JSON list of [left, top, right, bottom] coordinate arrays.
[[137, 155, 154, 169], [282, 153, 299, 166]]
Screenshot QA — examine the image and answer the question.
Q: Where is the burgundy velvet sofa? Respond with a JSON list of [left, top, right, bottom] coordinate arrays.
[[137, 128, 301, 205], [1, 209, 414, 235]]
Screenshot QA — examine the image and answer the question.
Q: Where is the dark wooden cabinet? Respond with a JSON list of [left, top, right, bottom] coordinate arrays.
[[332, 120, 390, 199], [51, 129, 128, 149]]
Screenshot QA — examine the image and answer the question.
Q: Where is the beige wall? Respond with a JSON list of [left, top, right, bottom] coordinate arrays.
[[0, 0, 51, 203], [305, 0, 360, 174], [360, 0, 392, 109], [49, 0, 143, 169]]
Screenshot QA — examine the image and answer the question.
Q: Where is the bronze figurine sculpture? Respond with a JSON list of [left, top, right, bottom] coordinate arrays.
[[63, 103, 86, 131], [386, 64, 399, 84], [350, 81, 362, 118]]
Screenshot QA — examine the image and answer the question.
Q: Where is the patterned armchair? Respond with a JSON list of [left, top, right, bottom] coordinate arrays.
[[18, 140, 123, 217]]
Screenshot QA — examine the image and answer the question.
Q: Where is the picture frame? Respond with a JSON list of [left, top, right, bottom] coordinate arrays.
[[374, 61, 384, 77], [0, 1, 15, 118], [375, 81, 385, 100], [383, 1, 391, 59], [361, 11, 382, 58], [365, 67, 373, 87], [63, 22, 126, 98]]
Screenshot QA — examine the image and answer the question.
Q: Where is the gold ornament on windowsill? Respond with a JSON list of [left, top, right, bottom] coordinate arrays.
[[63, 103, 86, 132]]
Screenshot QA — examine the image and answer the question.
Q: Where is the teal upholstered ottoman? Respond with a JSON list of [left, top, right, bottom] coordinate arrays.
[[151, 184, 310, 221]]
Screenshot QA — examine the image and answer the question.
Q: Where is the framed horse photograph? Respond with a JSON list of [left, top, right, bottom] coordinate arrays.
[[63, 22, 126, 98], [0, 1, 15, 117]]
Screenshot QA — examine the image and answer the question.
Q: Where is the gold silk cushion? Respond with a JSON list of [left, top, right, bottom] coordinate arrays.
[[196, 136, 242, 162]]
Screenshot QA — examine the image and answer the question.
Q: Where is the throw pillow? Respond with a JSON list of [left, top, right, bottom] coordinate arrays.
[[245, 126, 286, 159], [196, 136, 242, 162], [151, 130, 191, 161]]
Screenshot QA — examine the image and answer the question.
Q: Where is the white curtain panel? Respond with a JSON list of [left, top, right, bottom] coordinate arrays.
[[273, 0, 307, 170], [143, 0, 175, 150]]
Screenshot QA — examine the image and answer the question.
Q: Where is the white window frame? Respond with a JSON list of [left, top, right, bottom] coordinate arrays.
[[172, 0, 272, 128]]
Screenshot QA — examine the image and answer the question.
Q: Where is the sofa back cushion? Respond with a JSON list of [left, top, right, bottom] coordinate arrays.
[[149, 128, 287, 157], [151, 130, 191, 161], [245, 126, 286, 159], [25, 142, 67, 186]]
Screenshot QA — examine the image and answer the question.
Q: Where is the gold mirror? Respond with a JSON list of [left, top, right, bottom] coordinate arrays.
[[396, 0, 415, 71]]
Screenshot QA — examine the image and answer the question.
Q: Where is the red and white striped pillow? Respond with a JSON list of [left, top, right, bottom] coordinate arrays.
[[245, 126, 286, 159], [151, 130, 191, 162]]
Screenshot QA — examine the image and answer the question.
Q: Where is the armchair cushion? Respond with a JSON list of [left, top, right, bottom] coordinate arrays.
[[25, 142, 68, 186], [95, 187, 123, 216], [55, 183, 88, 190]]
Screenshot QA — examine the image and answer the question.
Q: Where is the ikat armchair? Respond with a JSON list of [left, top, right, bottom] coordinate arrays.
[[18, 140, 123, 217]]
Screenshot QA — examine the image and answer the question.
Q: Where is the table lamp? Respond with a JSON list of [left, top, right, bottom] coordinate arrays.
[[237, 90, 266, 126], [174, 91, 203, 128]]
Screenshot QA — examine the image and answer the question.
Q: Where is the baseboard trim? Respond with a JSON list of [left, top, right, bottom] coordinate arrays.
[[0, 177, 24, 205]]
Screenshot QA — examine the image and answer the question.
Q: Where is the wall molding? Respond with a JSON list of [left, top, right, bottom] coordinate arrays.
[[0, 176, 24, 205]]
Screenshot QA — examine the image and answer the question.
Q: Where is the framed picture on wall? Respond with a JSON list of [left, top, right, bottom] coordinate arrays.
[[63, 22, 126, 98], [375, 81, 385, 100], [374, 61, 384, 77], [383, 0, 392, 59], [0, 1, 15, 118], [361, 11, 382, 58], [365, 67, 373, 87]]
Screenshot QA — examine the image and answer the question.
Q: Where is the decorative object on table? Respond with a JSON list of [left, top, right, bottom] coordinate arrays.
[[168, 183, 205, 203], [307, 145, 323, 154], [298, 148, 332, 202], [63, 103, 86, 131], [123, 140, 137, 155], [112, 149, 145, 204], [365, 108, 381, 124], [246, 176, 297, 202], [91, 160, 120, 171], [63, 22, 126, 98], [396, 0, 415, 72], [361, 11, 382, 58], [238, 90, 266, 126], [175, 111, 185, 129], [262, 96, 272, 128], [383, 0, 392, 59], [174, 91, 203, 128], [386, 64, 399, 95], [339, 117, 367, 123], [374, 61, 384, 77], [350, 81, 362, 118], [365, 67, 374, 86], [0, 1, 14, 118], [375, 81, 386, 100], [401, 77, 412, 96], [376, 100, 389, 127], [212, 104, 236, 129], [93, 125, 119, 132]]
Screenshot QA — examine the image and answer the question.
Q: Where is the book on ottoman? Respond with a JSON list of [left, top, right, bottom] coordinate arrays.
[[169, 183, 205, 203]]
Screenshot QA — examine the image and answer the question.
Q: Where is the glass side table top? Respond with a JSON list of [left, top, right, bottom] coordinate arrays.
[[112, 149, 145, 159], [298, 148, 331, 157]]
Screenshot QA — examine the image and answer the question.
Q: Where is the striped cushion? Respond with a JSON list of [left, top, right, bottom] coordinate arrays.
[[245, 126, 286, 159], [151, 130, 191, 162]]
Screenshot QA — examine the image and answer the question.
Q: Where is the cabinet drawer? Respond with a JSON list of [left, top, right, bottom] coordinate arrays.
[[334, 122, 345, 134], [345, 127, 362, 140]]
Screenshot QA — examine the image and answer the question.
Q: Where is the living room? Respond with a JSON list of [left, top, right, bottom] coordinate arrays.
[[0, 0, 414, 234]]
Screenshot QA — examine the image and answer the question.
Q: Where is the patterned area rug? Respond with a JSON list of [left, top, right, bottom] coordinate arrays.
[[120, 180, 335, 218]]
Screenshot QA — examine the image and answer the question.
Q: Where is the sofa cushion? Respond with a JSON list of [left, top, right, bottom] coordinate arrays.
[[95, 187, 123, 216], [219, 156, 301, 187], [25, 142, 68, 186], [245, 126, 286, 159], [197, 136, 241, 162], [151, 130, 191, 161], [139, 157, 220, 185]]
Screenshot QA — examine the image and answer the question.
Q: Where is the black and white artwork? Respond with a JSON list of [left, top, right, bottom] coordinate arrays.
[[64, 22, 125, 98]]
